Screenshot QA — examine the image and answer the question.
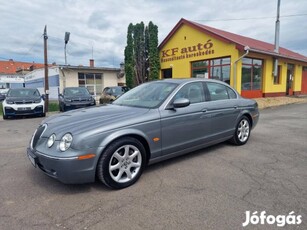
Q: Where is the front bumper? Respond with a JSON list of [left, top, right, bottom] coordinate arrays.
[[4, 103, 44, 116], [27, 147, 98, 184], [63, 101, 96, 110]]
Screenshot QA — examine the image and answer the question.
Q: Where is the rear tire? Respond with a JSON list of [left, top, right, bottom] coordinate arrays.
[[97, 137, 146, 189], [230, 116, 251, 145]]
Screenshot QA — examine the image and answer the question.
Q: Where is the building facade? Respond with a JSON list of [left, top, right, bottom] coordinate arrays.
[[1, 59, 125, 100], [159, 19, 307, 98], [24, 62, 125, 100]]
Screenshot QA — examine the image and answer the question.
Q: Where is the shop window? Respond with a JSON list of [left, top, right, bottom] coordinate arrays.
[[191, 57, 230, 83], [241, 58, 263, 91], [162, 68, 172, 78], [78, 72, 103, 96]]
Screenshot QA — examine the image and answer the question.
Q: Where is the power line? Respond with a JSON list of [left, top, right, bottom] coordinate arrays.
[[20, 34, 43, 60], [195, 13, 307, 22]]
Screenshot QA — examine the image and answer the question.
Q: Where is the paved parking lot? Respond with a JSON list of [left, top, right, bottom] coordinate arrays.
[[0, 103, 306, 230]]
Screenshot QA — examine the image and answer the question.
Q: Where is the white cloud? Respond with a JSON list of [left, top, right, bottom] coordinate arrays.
[[1, 0, 306, 67]]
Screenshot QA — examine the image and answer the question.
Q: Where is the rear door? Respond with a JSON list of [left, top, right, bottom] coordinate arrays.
[[203, 82, 240, 140]]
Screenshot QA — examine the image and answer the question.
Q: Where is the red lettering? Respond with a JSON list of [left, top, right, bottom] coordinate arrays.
[[171, 48, 179, 56], [162, 49, 171, 57]]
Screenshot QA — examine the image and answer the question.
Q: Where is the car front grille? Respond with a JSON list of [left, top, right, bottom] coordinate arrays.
[[71, 99, 88, 102], [31, 124, 47, 149], [15, 101, 33, 104]]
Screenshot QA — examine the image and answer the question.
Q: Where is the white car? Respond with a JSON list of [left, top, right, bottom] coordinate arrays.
[[2, 88, 45, 119]]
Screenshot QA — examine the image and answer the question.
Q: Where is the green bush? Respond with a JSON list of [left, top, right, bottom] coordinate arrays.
[[48, 102, 59, 112]]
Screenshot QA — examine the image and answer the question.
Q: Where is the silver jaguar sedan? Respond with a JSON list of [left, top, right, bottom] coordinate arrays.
[[27, 79, 259, 189]]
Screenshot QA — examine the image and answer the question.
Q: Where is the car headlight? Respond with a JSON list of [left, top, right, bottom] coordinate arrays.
[[59, 133, 73, 151], [64, 98, 72, 102], [34, 99, 42, 103], [47, 134, 56, 148], [6, 100, 14, 104]]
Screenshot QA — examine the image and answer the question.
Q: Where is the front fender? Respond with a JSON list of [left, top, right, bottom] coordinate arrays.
[[98, 128, 151, 149]]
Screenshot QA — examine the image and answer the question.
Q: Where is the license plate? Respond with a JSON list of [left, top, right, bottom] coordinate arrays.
[[18, 107, 31, 111], [27, 152, 36, 167]]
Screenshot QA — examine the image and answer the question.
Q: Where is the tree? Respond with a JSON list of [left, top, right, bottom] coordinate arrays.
[[124, 24, 134, 88], [124, 21, 159, 87]]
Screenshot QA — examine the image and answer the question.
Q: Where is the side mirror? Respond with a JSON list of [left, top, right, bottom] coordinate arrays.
[[173, 98, 190, 108], [59, 93, 63, 98], [41, 94, 46, 100]]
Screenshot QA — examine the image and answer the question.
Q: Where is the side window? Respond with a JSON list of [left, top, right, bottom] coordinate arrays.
[[174, 82, 205, 104], [206, 82, 229, 101], [227, 87, 237, 99]]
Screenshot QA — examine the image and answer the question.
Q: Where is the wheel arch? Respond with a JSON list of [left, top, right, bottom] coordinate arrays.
[[240, 112, 253, 128], [98, 130, 152, 166]]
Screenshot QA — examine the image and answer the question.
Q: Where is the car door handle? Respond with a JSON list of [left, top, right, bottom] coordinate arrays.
[[202, 109, 207, 113]]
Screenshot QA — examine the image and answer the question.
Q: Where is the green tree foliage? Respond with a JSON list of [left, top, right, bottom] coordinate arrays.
[[124, 21, 159, 87], [148, 22, 160, 81], [124, 24, 135, 88]]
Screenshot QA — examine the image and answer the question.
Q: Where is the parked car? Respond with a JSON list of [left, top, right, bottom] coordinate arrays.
[[58, 87, 96, 112], [100, 86, 129, 104], [2, 88, 45, 119], [0, 88, 9, 102], [27, 79, 259, 189]]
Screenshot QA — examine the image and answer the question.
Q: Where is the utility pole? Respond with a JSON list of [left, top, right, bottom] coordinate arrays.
[[44, 25, 49, 112], [273, 0, 281, 79]]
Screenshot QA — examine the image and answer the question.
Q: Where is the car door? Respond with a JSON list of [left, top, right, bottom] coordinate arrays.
[[159, 82, 211, 156], [203, 82, 240, 140]]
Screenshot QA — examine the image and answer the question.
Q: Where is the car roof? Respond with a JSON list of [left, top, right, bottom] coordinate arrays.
[[9, 88, 37, 91], [154, 78, 229, 85]]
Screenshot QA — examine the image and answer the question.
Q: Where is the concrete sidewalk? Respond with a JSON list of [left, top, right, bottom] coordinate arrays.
[[254, 95, 307, 109]]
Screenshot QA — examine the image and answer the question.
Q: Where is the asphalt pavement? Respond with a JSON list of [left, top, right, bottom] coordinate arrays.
[[0, 103, 306, 230]]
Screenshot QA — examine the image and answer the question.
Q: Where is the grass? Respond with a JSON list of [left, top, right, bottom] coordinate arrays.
[[48, 101, 59, 112]]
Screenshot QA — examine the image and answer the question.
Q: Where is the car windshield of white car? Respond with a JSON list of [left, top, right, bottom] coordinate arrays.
[[7, 89, 40, 97], [113, 82, 178, 109]]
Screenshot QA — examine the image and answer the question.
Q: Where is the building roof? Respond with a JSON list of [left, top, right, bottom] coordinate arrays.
[[58, 65, 120, 72], [0, 59, 45, 74], [159, 18, 307, 63]]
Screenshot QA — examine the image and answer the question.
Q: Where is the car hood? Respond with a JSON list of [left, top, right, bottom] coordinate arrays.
[[41, 104, 151, 137]]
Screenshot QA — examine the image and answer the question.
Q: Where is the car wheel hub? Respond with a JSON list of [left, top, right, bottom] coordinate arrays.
[[238, 119, 249, 142], [109, 145, 142, 183]]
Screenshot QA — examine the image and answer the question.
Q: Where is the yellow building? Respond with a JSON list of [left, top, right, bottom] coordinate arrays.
[[159, 18, 307, 98]]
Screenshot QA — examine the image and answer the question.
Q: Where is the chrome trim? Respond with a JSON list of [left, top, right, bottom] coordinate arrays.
[[35, 151, 78, 160], [31, 124, 47, 149]]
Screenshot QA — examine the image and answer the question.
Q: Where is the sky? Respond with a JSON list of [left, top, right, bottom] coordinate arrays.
[[1, 0, 306, 68]]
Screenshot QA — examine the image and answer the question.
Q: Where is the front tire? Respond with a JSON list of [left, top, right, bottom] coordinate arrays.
[[3, 114, 8, 120], [230, 116, 251, 145], [97, 137, 146, 189]]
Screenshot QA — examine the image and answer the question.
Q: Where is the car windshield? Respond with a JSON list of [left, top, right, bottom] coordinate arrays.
[[113, 82, 178, 108], [112, 87, 124, 95], [7, 88, 40, 97], [64, 87, 89, 96]]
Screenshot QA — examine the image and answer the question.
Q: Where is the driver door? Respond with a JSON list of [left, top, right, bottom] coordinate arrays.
[[159, 82, 211, 156]]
